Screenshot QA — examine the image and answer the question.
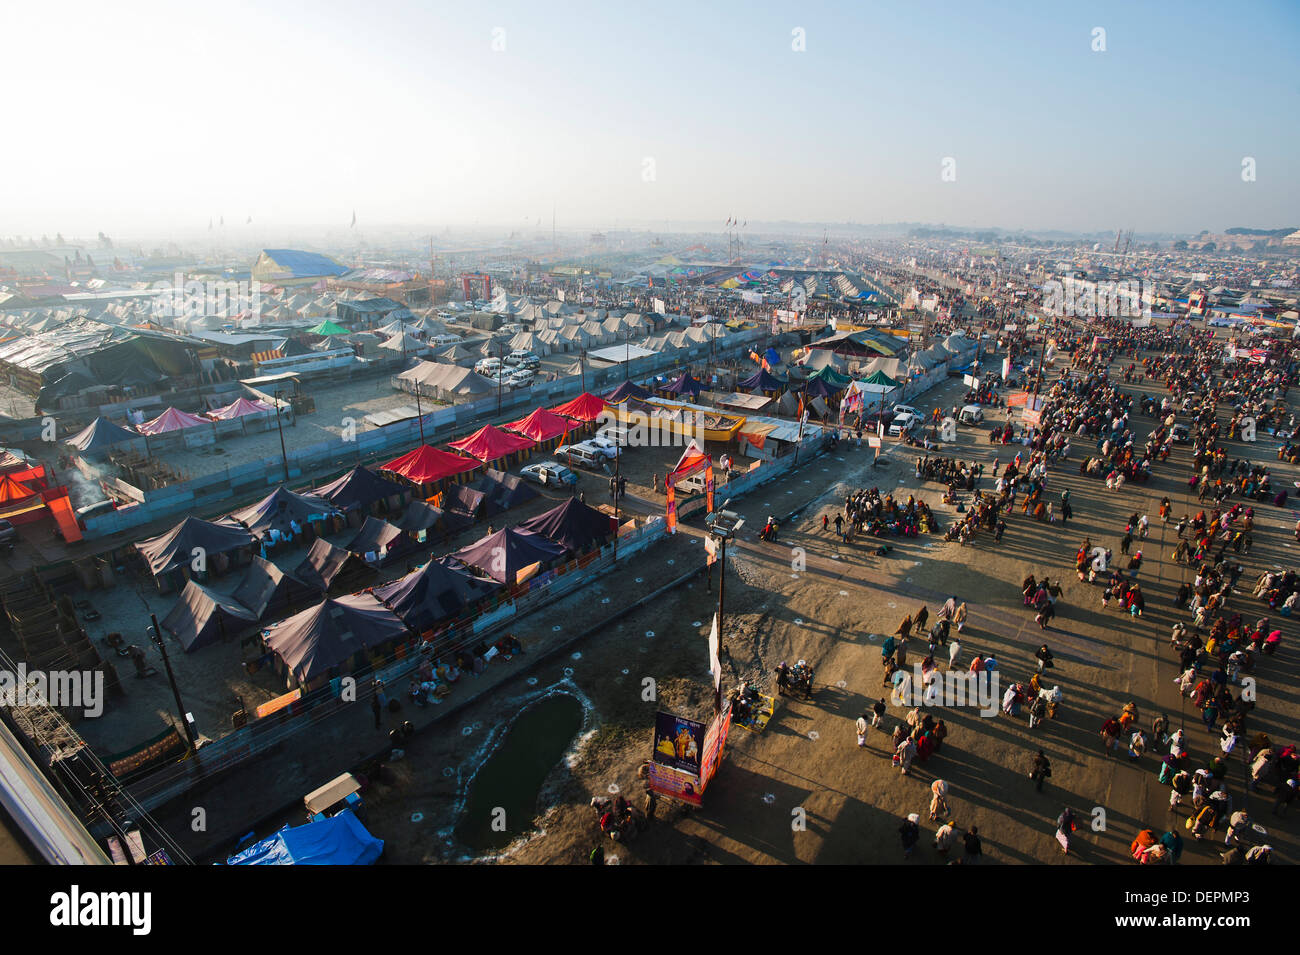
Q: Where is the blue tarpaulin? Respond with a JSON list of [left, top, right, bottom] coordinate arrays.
[[226, 809, 383, 865]]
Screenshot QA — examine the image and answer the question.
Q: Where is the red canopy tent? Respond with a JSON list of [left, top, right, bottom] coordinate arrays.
[[379, 445, 480, 485], [0, 474, 44, 523], [550, 392, 608, 423], [138, 407, 210, 435], [504, 408, 571, 443], [447, 425, 535, 464]]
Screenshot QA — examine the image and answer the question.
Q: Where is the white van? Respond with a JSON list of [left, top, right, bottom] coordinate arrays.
[[556, 444, 607, 471], [475, 357, 502, 376], [959, 404, 984, 426]]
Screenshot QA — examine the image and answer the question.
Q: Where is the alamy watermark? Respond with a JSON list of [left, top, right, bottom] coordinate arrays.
[[151, 271, 260, 321], [1041, 277, 1152, 320], [0, 666, 105, 718], [891, 665, 1000, 717]]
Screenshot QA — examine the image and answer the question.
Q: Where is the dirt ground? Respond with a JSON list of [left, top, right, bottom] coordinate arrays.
[[350, 358, 1300, 866]]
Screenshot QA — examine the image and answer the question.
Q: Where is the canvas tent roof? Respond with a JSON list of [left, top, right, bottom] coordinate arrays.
[[136, 516, 255, 577], [232, 555, 315, 619], [64, 416, 141, 453], [551, 391, 607, 422], [208, 397, 274, 420], [514, 498, 617, 556], [450, 526, 565, 585], [737, 368, 786, 393], [228, 486, 337, 540], [392, 500, 446, 534], [344, 517, 407, 562], [503, 407, 571, 443], [372, 558, 500, 634], [263, 594, 407, 684], [379, 444, 479, 484], [293, 538, 368, 593], [314, 466, 404, 512], [307, 319, 348, 336], [661, 371, 704, 397], [447, 425, 535, 463], [226, 809, 382, 866], [473, 468, 539, 515], [161, 580, 258, 653], [604, 380, 652, 402], [441, 485, 485, 530], [137, 407, 210, 435]]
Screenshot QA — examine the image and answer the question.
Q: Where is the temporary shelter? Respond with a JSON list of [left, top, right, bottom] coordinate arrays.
[[380, 444, 479, 486], [447, 425, 535, 466], [263, 594, 408, 684], [136, 516, 255, 577], [161, 580, 258, 653], [514, 498, 617, 556], [372, 558, 500, 634], [449, 526, 565, 586]]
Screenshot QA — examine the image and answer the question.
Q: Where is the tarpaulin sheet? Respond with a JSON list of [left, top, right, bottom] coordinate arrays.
[[226, 808, 383, 865]]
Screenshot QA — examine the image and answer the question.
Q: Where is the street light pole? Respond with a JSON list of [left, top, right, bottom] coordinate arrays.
[[150, 614, 196, 752], [274, 388, 289, 482]]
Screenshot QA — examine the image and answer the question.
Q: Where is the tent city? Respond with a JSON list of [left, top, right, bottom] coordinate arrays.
[[0, 1, 1297, 907]]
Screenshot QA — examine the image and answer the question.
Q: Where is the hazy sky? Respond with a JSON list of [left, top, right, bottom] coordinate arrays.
[[4, 0, 1298, 238]]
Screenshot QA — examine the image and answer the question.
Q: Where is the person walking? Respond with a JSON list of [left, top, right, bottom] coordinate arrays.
[[371, 692, 383, 730], [855, 712, 869, 747], [929, 780, 950, 821], [1035, 600, 1056, 630], [899, 813, 921, 858], [1055, 807, 1077, 854], [948, 638, 962, 670], [1035, 643, 1055, 673], [896, 736, 917, 776], [1030, 750, 1051, 792], [962, 826, 982, 864], [871, 697, 886, 730]]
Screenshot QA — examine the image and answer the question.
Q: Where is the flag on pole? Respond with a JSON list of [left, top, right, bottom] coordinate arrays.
[[351, 210, 357, 228]]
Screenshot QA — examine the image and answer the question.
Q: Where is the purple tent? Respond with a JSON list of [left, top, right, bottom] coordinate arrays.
[[373, 558, 500, 633], [515, 498, 617, 556], [605, 380, 652, 403], [661, 371, 703, 398], [449, 526, 565, 585], [263, 594, 407, 684], [737, 368, 786, 393], [314, 467, 405, 513]]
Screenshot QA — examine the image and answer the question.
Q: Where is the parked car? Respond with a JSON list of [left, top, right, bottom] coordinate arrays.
[[475, 358, 502, 376], [521, 461, 579, 487], [1172, 423, 1191, 444], [958, 404, 984, 426], [0, 519, 16, 547], [507, 368, 536, 387], [888, 412, 919, 437], [891, 403, 920, 419], [555, 443, 607, 471], [583, 435, 621, 460]]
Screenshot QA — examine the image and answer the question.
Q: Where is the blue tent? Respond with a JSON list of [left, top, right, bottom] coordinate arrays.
[[227, 809, 383, 865], [763, 347, 781, 367]]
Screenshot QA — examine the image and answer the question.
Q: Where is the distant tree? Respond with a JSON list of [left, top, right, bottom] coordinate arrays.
[[1201, 242, 1217, 252], [55, 232, 65, 246], [1172, 240, 1189, 250], [98, 231, 113, 249]]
